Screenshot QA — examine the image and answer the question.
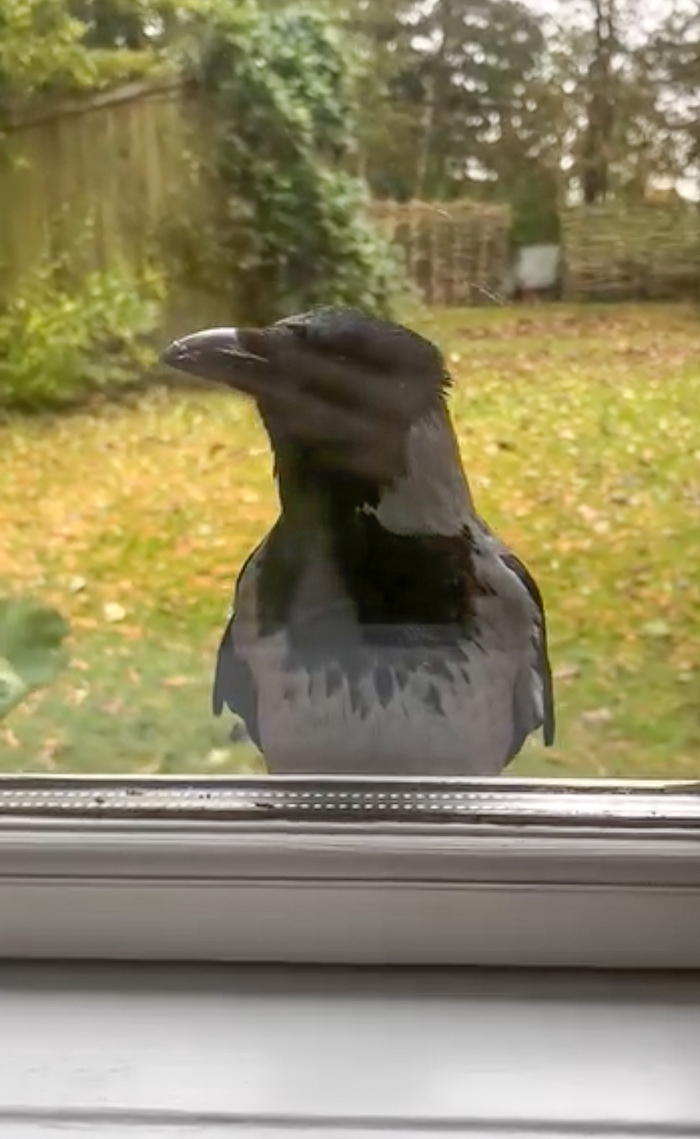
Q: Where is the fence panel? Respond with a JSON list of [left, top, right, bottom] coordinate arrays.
[[0, 80, 192, 300], [371, 199, 511, 305], [562, 204, 700, 301]]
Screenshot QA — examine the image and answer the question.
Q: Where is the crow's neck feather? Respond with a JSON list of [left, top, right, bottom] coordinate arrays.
[[270, 403, 474, 538], [370, 405, 475, 537]]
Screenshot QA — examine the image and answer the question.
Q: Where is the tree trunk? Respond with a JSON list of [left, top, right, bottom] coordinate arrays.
[[581, 0, 617, 204]]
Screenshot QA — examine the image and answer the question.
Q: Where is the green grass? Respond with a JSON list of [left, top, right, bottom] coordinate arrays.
[[2, 302, 700, 778]]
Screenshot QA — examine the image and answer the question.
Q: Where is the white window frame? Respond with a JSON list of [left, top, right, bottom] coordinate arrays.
[[1, 773, 699, 969]]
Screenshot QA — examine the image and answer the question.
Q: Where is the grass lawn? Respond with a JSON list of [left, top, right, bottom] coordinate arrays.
[[1, 302, 699, 778]]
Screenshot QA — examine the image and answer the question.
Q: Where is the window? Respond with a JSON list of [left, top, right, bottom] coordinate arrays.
[[0, 0, 698, 969]]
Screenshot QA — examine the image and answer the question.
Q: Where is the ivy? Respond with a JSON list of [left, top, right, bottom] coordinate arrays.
[[176, 2, 405, 323]]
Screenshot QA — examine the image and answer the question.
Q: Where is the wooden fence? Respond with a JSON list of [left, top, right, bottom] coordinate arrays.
[[0, 80, 198, 306], [561, 204, 700, 301], [3, 79, 697, 314], [372, 199, 511, 305], [0, 82, 512, 314]]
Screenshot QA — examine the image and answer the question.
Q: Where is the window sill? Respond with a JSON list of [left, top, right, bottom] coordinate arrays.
[[1, 773, 699, 968]]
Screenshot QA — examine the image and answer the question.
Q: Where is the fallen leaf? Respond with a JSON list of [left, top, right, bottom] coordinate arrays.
[[162, 675, 192, 688], [99, 699, 124, 715], [103, 602, 127, 623], [67, 686, 89, 707], [581, 707, 614, 726], [38, 736, 63, 768], [206, 747, 235, 768]]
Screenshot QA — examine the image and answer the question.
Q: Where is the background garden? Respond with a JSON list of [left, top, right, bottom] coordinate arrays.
[[1, 0, 699, 777]]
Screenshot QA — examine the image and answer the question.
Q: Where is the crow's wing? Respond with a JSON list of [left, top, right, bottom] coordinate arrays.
[[498, 548, 555, 747], [212, 543, 264, 750], [473, 518, 555, 748]]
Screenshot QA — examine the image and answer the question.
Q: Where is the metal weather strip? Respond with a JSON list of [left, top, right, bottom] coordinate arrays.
[[0, 773, 699, 826]]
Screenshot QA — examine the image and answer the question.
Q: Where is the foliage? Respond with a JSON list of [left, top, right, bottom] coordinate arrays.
[[341, 0, 697, 237], [0, 303, 699, 777], [2, 0, 697, 255], [645, 3, 700, 175], [173, 1, 404, 322], [68, 0, 178, 51], [0, 260, 166, 411], [0, 598, 69, 719], [342, 0, 562, 243], [0, 0, 167, 106], [543, 0, 694, 207]]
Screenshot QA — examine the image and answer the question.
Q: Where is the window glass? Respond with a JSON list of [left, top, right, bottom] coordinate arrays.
[[1, 0, 698, 782]]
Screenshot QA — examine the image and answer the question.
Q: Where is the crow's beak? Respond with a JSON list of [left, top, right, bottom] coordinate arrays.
[[160, 327, 267, 385]]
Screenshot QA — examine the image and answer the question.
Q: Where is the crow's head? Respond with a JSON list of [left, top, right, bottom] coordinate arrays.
[[161, 307, 450, 486]]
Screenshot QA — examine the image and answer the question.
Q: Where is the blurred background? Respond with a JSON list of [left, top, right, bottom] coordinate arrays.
[[1, 0, 699, 778]]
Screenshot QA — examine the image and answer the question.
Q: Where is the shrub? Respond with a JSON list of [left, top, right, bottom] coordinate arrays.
[[0, 260, 166, 411]]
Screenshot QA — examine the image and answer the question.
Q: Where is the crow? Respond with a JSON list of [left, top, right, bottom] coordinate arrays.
[[161, 307, 554, 775]]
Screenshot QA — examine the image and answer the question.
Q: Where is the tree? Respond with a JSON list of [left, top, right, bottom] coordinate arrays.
[[578, 0, 617, 203], [645, 2, 700, 195], [550, 0, 689, 207], [346, 0, 563, 241]]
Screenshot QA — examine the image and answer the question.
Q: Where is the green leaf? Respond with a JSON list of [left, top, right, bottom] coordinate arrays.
[[0, 598, 69, 718], [0, 657, 30, 719]]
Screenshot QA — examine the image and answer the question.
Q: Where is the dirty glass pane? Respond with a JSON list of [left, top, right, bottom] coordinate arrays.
[[1, 0, 698, 782]]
